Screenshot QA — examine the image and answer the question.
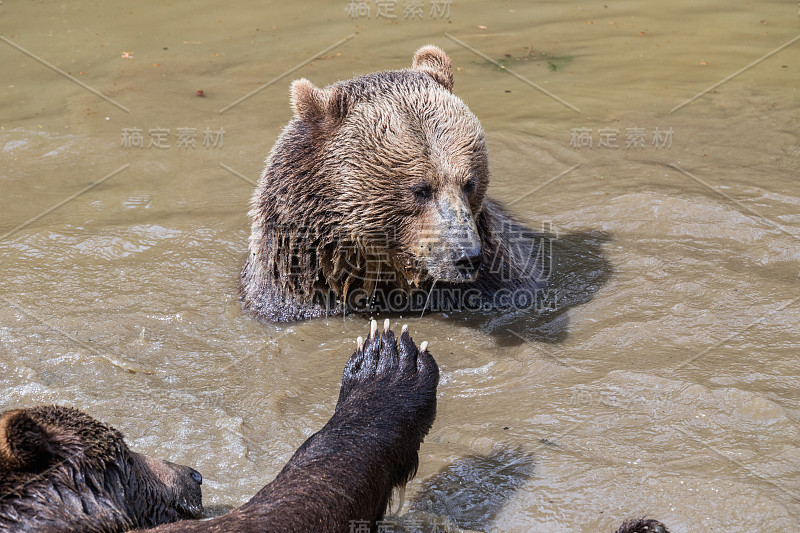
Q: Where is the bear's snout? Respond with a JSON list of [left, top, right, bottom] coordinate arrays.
[[454, 246, 483, 279], [188, 467, 203, 485], [417, 194, 483, 283]]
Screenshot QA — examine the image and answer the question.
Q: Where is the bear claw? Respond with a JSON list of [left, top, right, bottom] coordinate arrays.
[[343, 320, 433, 388]]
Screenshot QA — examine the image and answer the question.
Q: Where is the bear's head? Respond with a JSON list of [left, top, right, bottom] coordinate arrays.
[[259, 45, 488, 296], [0, 405, 203, 531]]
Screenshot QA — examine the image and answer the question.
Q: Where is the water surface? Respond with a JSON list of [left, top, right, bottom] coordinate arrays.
[[2, 1, 799, 531]]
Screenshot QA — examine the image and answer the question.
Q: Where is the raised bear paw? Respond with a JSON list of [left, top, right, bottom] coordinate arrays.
[[336, 320, 439, 439], [339, 320, 438, 403]]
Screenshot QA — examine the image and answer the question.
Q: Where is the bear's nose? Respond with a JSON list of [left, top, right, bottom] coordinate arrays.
[[189, 468, 202, 485], [454, 248, 482, 277]]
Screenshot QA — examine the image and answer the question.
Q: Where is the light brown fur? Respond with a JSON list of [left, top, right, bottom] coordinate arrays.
[[240, 45, 548, 322]]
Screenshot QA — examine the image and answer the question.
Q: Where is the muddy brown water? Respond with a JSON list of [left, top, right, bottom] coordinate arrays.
[[2, 1, 799, 531]]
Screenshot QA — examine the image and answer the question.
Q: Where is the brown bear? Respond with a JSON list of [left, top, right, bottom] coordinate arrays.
[[2, 327, 668, 533], [1, 321, 440, 532], [0, 405, 203, 532], [616, 518, 671, 533], [240, 45, 550, 322]]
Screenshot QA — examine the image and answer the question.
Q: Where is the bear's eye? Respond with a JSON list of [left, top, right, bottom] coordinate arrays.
[[463, 178, 476, 195], [411, 182, 433, 202]]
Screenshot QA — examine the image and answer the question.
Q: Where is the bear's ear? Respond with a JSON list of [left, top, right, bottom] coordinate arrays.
[[412, 45, 454, 92], [290, 78, 348, 130], [0, 410, 56, 472]]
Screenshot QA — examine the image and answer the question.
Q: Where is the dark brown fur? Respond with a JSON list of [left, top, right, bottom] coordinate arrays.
[[0, 405, 202, 532], [616, 518, 672, 533], [240, 45, 549, 322]]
